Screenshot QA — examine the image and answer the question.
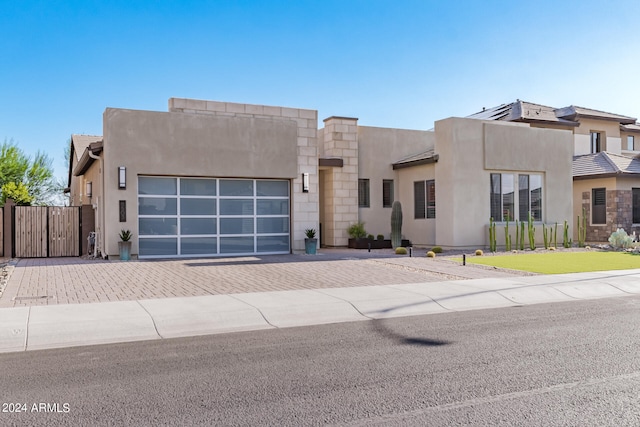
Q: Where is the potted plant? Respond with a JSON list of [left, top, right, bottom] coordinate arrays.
[[347, 222, 369, 249], [304, 228, 317, 255], [118, 229, 132, 261]]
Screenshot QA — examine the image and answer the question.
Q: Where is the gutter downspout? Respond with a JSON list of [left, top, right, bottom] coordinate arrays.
[[87, 150, 105, 258]]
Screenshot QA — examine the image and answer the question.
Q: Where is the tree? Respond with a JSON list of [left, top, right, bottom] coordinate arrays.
[[1, 182, 32, 205], [0, 139, 58, 206]]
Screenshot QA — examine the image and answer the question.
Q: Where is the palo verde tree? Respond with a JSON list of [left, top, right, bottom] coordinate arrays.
[[0, 139, 59, 206]]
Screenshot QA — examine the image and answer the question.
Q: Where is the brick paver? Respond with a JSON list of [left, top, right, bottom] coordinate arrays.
[[0, 249, 528, 308]]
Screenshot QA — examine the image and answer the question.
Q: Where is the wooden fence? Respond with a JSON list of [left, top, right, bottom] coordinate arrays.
[[14, 206, 81, 258]]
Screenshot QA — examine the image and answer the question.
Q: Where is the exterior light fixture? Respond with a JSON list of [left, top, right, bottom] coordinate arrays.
[[118, 166, 126, 189], [302, 173, 309, 193], [86, 181, 92, 198]]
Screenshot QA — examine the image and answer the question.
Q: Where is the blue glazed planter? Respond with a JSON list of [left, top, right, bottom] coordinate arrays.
[[304, 238, 317, 255], [118, 241, 132, 261]]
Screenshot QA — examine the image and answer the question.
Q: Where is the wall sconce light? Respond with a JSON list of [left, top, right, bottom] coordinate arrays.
[[118, 166, 126, 189], [86, 181, 92, 198], [302, 173, 309, 193]]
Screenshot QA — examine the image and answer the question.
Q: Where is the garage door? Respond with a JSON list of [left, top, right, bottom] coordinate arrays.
[[138, 177, 290, 258]]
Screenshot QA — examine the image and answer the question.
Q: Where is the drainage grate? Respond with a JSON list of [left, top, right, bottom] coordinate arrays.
[[13, 295, 53, 301]]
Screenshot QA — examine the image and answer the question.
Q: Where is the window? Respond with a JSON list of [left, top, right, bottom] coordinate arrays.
[[628, 135, 635, 151], [592, 188, 606, 225], [591, 132, 602, 153], [491, 173, 542, 221], [382, 180, 394, 208], [414, 180, 435, 219], [358, 179, 370, 207], [633, 188, 640, 223]]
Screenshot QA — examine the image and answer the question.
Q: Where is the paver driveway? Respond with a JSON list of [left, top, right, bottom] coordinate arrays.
[[0, 249, 526, 307]]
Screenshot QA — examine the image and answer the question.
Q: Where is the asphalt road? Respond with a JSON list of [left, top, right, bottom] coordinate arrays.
[[3, 295, 640, 426]]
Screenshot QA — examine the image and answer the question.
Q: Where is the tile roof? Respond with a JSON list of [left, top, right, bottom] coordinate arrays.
[[392, 149, 439, 169], [468, 101, 636, 126], [556, 106, 637, 124], [71, 134, 102, 161], [573, 152, 640, 178]]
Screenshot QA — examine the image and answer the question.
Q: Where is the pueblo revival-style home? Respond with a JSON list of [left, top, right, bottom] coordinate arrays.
[[67, 97, 640, 259]]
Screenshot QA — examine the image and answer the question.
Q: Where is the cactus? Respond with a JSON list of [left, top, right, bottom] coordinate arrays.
[[577, 207, 587, 247], [543, 223, 549, 249], [519, 220, 525, 250], [553, 222, 558, 249], [390, 201, 403, 249], [489, 217, 497, 252], [504, 218, 511, 252], [563, 220, 572, 248], [528, 212, 536, 250]]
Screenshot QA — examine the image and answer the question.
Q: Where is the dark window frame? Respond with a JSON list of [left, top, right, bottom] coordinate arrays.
[[591, 131, 602, 153], [633, 188, 640, 224], [592, 188, 606, 225], [414, 180, 435, 219], [358, 179, 370, 208], [382, 179, 394, 208]]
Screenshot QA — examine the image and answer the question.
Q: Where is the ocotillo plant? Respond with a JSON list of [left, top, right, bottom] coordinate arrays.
[[563, 220, 572, 248], [528, 212, 536, 250], [553, 222, 558, 249], [577, 207, 587, 247], [489, 217, 497, 252], [519, 220, 525, 250], [505, 218, 511, 252], [515, 220, 519, 251], [390, 201, 403, 249]]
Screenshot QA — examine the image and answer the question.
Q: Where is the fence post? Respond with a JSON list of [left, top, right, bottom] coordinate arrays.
[[3, 199, 14, 258]]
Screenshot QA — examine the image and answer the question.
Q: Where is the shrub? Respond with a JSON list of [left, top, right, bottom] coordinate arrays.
[[431, 246, 443, 254], [347, 222, 367, 239], [367, 234, 375, 240], [426, 251, 436, 258], [395, 247, 407, 255], [475, 249, 483, 256], [376, 234, 384, 241], [609, 228, 633, 249]]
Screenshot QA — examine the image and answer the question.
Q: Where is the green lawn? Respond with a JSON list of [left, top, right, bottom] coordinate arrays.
[[462, 251, 640, 274]]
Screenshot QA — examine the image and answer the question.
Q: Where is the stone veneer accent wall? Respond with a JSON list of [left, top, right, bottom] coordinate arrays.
[[581, 190, 635, 242], [168, 98, 319, 253], [322, 117, 359, 247]]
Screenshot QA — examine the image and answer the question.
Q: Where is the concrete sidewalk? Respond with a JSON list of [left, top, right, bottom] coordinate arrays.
[[2, 268, 640, 353]]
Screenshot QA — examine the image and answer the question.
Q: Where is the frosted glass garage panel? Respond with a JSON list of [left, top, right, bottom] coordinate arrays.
[[257, 217, 289, 234], [181, 218, 217, 235], [181, 237, 217, 255], [139, 218, 177, 235], [220, 237, 254, 254], [139, 238, 177, 256], [220, 218, 254, 234], [257, 200, 288, 215], [180, 178, 216, 196], [138, 177, 177, 195], [219, 199, 254, 215], [180, 198, 216, 215], [257, 236, 289, 252], [219, 180, 253, 196], [139, 198, 177, 216], [257, 180, 288, 197]]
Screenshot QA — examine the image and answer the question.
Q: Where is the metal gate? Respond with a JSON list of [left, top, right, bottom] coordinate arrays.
[[14, 206, 81, 257]]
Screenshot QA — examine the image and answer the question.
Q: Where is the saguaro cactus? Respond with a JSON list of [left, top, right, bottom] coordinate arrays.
[[390, 201, 403, 249]]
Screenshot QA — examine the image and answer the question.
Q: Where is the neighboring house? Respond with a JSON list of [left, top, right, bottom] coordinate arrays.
[[72, 97, 634, 259], [468, 100, 640, 242]]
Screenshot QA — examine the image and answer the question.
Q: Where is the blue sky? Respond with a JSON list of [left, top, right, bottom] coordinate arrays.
[[2, 0, 640, 181]]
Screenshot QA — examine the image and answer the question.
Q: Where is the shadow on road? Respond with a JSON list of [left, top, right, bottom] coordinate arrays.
[[371, 318, 452, 347]]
